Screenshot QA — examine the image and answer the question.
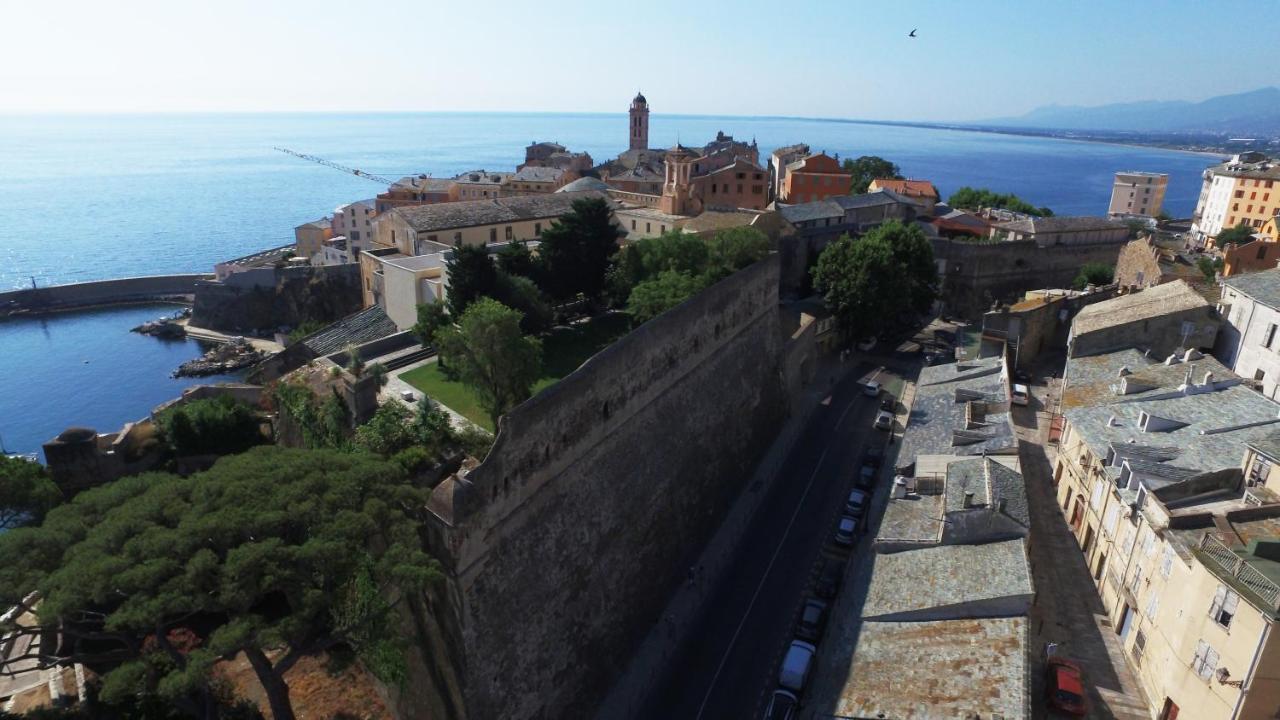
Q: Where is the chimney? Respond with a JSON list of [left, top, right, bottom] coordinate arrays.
[[995, 497, 1007, 514], [1108, 414, 1119, 427], [1117, 366, 1131, 377], [1165, 353, 1179, 366], [1202, 371, 1214, 386], [1184, 348, 1203, 362], [963, 491, 976, 508], [892, 475, 909, 499]]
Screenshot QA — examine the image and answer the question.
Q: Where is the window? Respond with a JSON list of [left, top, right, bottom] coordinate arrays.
[[1258, 369, 1268, 383], [753, 185, 763, 194], [427, 234, 438, 242], [711, 184, 718, 194], [505, 226, 513, 241], [1233, 203, 1240, 211], [1145, 591, 1160, 619], [391, 230, 396, 243], [454, 232, 462, 243], [1252, 191, 1258, 200], [1236, 190, 1245, 199], [646, 223, 651, 233], [1260, 245, 1270, 261], [631, 219, 636, 230], [1103, 504, 1120, 535], [1090, 479, 1106, 511], [737, 184, 744, 194], [1209, 585, 1239, 628], [1132, 629, 1147, 664], [1192, 640, 1219, 681], [489, 228, 497, 243], [660, 225, 666, 233], [535, 222, 542, 236], [1266, 323, 1277, 349], [1127, 563, 1143, 597]]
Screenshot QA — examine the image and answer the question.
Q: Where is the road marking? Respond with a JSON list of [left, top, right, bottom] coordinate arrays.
[[694, 397, 852, 719]]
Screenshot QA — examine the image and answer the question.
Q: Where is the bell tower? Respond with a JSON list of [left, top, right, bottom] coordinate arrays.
[[629, 92, 649, 151]]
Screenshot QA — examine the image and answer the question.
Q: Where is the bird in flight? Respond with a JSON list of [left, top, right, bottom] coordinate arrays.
[[908, 28, 917, 37]]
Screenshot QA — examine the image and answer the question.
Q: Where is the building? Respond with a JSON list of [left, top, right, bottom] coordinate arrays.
[[768, 143, 809, 202], [502, 166, 566, 196], [375, 176, 455, 213], [331, 200, 377, 255], [1053, 344, 1280, 720], [519, 142, 592, 173], [982, 286, 1119, 370], [929, 208, 992, 238], [613, 205, 685, 241], [360, 245, 452, 329], [628, 92, 649, 151], [1191, 153, 1280, 248], [318, 236, 353, 266], [777, 153, 852, 204], [867, 178, 940, 215], [1109, 171, 1169, 219], [1218, 269, 1280, 399], [1067, 280, 1219, 359], [993, 215, 1130, 245], [451, 170, 511, 201], [657, 145, 767, 215], [1223, 239, 1280, 278], [293, 218, 333, 262]]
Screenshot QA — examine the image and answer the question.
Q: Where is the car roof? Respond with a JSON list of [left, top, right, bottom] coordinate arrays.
[[839, 517, 856, 528], [849, 488, 869, 498], [1051, 662, 1085, 694], [1014, 383, 1029, 392]]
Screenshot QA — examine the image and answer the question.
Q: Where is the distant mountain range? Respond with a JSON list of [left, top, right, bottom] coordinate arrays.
[[983, 87, 1280, 136]]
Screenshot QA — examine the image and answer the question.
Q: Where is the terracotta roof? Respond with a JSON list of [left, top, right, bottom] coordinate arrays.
[[872, 178, 939, 199]]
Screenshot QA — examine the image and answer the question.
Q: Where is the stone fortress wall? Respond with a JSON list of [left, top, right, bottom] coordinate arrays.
[[413, 256, 789, 720], [0, 274, 212, 312]]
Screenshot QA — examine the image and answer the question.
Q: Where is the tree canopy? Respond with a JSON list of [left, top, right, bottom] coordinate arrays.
[[444, 241, 499, 318], [412, 302, 450, 350], [435, 298, 543, 427], [947, 186, 1053, 217], [626, 270, 708, 324], [0, 455, 60, 530], [610, 227, 771, 314], [842, 156, 902, 195], [1215, 222, 1257, 247], [0, 447, 439, 720], [811, 220, 939, 341], [156, 395, 263, 458], [536, 197, 623, 301], [1072, 262, 1114, 290]]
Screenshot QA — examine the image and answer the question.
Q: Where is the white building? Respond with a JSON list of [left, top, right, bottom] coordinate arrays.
[[1218, 268, 1280, 400], [1190, 152, 1280, 247], [332, 199, 377, 256]]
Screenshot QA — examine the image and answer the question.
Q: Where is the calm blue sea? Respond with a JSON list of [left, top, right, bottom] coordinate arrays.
[[0, 112, 1223, 457]]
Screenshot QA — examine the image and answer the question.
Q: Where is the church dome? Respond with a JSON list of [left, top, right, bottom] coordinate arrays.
[[634, 91, 647, 104]]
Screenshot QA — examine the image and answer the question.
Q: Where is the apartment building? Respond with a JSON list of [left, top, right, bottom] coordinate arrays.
[[1109, 171, 1169, 219], [1218, 269, 1280, 400], [332, 199, 377, 255], [768, 142, 809, 202], [777, 152, 853, 204], [293, 218, 333, 261], [1191, 153, 1280, 248], [375, 176, 455, 213], [1054, 344, 1280, 720], [451, 170, 511, 201]]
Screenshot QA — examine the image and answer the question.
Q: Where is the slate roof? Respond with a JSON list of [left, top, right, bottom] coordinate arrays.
[[1071, 280, 1209, 337], [997, 215, 1127, 234], [296, 218, 331, 230], [860, 539, 1032, 620], [946, 457, 1031, 528], [1225, 268, 1280, 309], [1248, 431, 1280, 462], [392, 191, 605, 233], [1062, 348, 1232, 410], [832, 188, 911, 210], [301, 306, 399, 356], [453, 170, 511, 184], [390, 176, 453, 192], [778, 200, 844, 224], [897, 357, 1016, 469], [509, 166, 564, 183]]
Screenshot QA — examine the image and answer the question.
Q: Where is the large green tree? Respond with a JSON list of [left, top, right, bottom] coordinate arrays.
[[412, 302, 450, 350], [0, 455, 60, 530], [704, 226, 771, 281], [445, 241, 499, 318], [536, 197, 624, 301], [626, 270, 708, 324], [0, 447, 439, 720], [1215, 222, 1257, 247], [947, 186, 1053, 217], [812, 221, 939, 341], [1072, 262, 1114, 290], [435, 298, 543, 427], [842, 155, 902, 194], [156, 395, 263, 457]]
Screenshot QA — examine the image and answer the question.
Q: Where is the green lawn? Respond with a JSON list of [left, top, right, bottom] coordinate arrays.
[[400, 313, 632, 431]]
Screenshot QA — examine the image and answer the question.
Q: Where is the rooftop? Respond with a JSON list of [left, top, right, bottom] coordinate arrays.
[[997, 215, 1127, 234], [296, 218, 331, 230], [814, 616, 1028, 720], [832, 188, 912, 210], [509, 166, 565, 183], [219, 244, 296, 268], [453, 170, 512, 185], [860, 539, 1032, 620], [1062, 347, 1232, 410], [878, 455, 1028, 548], [392, 191, 605, 234], [778, 199, 844, 224], [1224, 268, 1280, 310], [1248, 431, 1280, 463], [1071, 280, 1209, 338], [556, 177, 611, 193], [679, 209, 763, 234], [301, 306, 399, 356], [871, 178, 939, 199], [389, 176, 454, 193], [896, 356, 1017, 470]]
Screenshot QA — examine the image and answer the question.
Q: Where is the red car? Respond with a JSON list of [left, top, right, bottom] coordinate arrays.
[[1045, 657, 1088, 716]]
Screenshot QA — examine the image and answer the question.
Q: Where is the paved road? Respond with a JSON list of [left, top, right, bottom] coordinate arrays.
[[637, 364, 883, 720]]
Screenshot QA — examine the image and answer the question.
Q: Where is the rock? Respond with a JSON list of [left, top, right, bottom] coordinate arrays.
[[132, 319, 187, 339], [173, 341, 265, 378]]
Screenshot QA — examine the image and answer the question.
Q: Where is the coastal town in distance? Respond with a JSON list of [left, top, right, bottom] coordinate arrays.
[[6, 4, 1280, 720]]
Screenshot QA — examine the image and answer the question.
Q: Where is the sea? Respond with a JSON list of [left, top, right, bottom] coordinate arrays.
[[0, 111, 1224, 458]]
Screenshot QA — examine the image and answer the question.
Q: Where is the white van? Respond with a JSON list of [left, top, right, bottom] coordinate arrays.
[[1011, 383, 1029, 406]]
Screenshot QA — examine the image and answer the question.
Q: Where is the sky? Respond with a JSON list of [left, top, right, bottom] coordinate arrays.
[[3, 0, 1277, 121]]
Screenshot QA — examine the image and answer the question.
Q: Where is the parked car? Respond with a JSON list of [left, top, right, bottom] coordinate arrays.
[[864, 445, 883, 468], [764, 689, 798, 720], [778, 640, 817, 692], [874, 410, 894, 430], [796, 598, 828, 642], [1011, 383, 1030, 407], [856, 463, 877, 490], [857, 337, 877, 352], [834, 516, 857, 547], [1044, 658, 1088, 716], [815, 558, 843, 599], [880, 395, 895, 412], [863, 380, 881, 398], [845, 488, 870, 515]]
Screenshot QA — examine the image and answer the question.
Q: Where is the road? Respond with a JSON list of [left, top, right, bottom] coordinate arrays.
[[637, 362, 885, 720]]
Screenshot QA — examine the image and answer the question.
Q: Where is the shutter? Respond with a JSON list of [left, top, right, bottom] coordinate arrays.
[[1210, 585, 1227, 621], [1146, 592, 1160, 620], [1161, 547, 1174, 578], [1193, 640, 1208, 679]]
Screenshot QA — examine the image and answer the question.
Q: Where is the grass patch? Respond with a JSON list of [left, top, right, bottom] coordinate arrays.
[[400, 313, 633, 431]]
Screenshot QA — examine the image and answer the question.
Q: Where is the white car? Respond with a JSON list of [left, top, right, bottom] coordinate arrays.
[[834, 516, 858, 546], [863, 381, 881, 398], [874, 410, 894, 430], [778, 640, 817, 692], [1011, 383, 1029, 406]]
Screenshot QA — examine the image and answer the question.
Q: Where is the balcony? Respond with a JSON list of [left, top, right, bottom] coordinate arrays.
[[1198, 533, 1280, 611]]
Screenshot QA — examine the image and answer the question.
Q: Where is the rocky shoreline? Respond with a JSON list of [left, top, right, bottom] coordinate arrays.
[[173, 337, 264, 378]]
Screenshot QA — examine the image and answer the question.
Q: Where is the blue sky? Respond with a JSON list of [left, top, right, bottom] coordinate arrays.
[[3, 0, 1276, 120]]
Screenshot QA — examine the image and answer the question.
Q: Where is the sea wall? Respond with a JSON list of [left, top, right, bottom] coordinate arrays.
[[415, 256, 788, 720], [0, 274, 212, 313]]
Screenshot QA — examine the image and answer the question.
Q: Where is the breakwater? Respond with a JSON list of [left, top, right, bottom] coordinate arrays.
[[0, 274, 213, 316]]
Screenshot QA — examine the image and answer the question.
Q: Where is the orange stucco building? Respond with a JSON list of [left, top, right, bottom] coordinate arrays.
[[779, 153, 853, 203]]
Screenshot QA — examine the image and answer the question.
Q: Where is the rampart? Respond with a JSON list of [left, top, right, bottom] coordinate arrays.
[[190, 264, 362, 334], [0, 274, 212, 314], [414, 256, 788, 720], [933, 236, 1129, 319]]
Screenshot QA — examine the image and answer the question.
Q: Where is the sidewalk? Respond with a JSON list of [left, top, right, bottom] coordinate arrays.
[[1015, 378, 1151, 720]]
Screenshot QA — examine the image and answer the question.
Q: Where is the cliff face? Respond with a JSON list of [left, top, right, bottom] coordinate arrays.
[[190, 265, 363, 334]]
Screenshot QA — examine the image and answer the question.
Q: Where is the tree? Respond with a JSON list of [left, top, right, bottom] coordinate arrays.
[[1215, 223, 1257, 247], [0, 456, 60, 530], [811, 221, 939, 341], [947, 186, 1052, 217], [354, 402, 454, 459], [0, 447, 439, 720], [704, 226, 771, 281], [842, 156, 902, 195], [626, 270, 708, 324], [494, 272, 553, 335], [1197, 256, 1223, 282], [496, 240, 539, 280], [1072, 262, 1114, 290], [156, 395, 263, 458], [412, 302, 450, 350], [536, 197, 623, 301], [435, 298, 542, 427], [445, 241, 499, 318], [286, 320, 326, 345]]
